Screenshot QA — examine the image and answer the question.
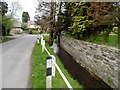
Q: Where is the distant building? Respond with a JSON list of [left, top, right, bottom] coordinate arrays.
[[11, 21, 23, 34], [29, 20, 38, 29]]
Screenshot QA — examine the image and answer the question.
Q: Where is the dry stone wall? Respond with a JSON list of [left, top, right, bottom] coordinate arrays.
[[60, 36, 120, 89]]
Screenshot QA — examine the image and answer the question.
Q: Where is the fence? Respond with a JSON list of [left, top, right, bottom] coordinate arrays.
[[39, 35, 73, 90]]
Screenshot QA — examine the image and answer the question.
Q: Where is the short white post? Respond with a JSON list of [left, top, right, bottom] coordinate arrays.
[[42, 40, 45, 52], [46, 56, 52, 89], [51, 55, 56, 77], [37, 38, 40, 45], [41, 36, 43, 45]]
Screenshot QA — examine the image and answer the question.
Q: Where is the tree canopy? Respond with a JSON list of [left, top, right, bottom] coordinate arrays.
[[0, 1, 14, 36], [35, 1, 119, 48], [22, 12, 30, 23], [0, 1, 8, 16]]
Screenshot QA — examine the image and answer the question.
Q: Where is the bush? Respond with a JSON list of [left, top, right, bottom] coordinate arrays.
[[2, 16, 14, 36], [21, 23, 28, 31], [112, 26, 118, 34]]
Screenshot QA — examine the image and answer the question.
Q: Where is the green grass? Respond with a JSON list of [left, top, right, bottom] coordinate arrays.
[[0, 36, 13, 43], [64, 32, 118, 48], [44, 35, 84, 89], [45, 43, 83, 89], [108, 35, 118, 47], [86, 34, 118, 48], [31, 35, 83, 89], [43, 35, 49, 41], [31, 43, 47, 88], [31, 30, 40, 34], [7, 34, 13, 36]]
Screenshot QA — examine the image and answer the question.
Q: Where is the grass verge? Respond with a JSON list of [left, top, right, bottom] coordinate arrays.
[[44, 35, 84, 89], [45, 43, 83, 89], [31, 31, 40, 34], [0, 36, 13, 43], [64, 32, 118, 48], [31, 43, 47, 88], [86, 34, 118, 48], [31, 35, 83, 89]]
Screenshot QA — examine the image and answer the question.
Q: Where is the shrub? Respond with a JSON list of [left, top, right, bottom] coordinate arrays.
[[21, 23, 28, 31], [2, 16, 14, 36]]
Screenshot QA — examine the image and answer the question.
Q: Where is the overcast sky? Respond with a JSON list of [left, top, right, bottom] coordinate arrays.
[[19, 0, 36, 21], [3, 0, 37, 21]]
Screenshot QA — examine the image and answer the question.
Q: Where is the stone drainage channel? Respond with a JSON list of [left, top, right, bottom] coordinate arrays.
[[51, 43, 113, 90]]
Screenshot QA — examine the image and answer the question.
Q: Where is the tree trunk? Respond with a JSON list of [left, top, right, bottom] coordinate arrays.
[[117, 7, 120, 49], [48, 30, 54, 46], [57, 2, 62, 46], [118, 26, 120, 49], [92, 27, 97, 41], [104, 25, 112, 43], [48, 1, 55, 46], [48, 1, 63, 46], [104, 30, 109, 43]]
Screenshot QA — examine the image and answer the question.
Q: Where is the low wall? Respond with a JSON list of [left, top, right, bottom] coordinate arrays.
[[60, 36, 120, 89]]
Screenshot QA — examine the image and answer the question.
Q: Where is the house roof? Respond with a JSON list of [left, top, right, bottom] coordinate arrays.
[[30, 20, 35, 25], [13, 21, 21, 27]]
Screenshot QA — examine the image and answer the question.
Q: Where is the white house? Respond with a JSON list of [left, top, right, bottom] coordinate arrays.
[[11, 21, 23, 34]]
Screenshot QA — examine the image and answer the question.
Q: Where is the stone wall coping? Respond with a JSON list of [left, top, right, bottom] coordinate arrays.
[[61, 36, 120, 51]]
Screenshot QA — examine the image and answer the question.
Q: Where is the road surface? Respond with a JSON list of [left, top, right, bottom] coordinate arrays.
[[1, 35, 37, 88]]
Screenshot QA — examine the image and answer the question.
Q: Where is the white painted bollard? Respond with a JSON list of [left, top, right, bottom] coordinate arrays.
[[50, 55, 56, 77], [46, 56, 52, 89], [42, 40, 45, 52], [37, 38, 40, 45], [41, 36, 43, 45]]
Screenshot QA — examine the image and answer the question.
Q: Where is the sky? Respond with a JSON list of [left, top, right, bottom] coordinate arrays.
[[3, 0, 119, 22], [3, 0, 37, 21], [19, 0, 36, 21]]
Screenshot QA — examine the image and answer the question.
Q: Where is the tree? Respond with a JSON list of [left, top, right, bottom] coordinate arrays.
[[88, 2, 115, 42], [56, 2, 64, 45], [21, 23, 28, 31], [113, 1, 120, 48], [48, 1, 56, 46], [63, 2, 72, 33], [35, 0, 56, 46], [117, 8, 120, 49], [45, 1, 64, 46], [63, 2, 118, 43], [0, 1, 8, 16], [35, 15, 50, 31], [2, 16, 14, 35], [35, 1, 51, 16], [8, 1, 22, 18], [34, 1, 52, 32], [0, 1, 14, 36], [22, 12, 30, 23], [34, 1, 51, 24], [63, 2, 94, 40], [0, 1, 8, 36], [0, 1, 17, 37]]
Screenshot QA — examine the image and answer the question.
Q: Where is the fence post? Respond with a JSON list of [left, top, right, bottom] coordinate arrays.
[[41, 35, 43, 45], [46, 56, 52, 89], [42, 40, 45, 52], [37, 38, 40, 45], [51, 55, 56, 77]]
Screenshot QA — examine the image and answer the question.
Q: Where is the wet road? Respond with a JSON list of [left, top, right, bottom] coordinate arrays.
[[1, 35, 37, 88]]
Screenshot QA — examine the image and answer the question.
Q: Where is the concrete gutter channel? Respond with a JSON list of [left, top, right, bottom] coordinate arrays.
[[27, 46, 34, 88], [51, 43, 113, 89]]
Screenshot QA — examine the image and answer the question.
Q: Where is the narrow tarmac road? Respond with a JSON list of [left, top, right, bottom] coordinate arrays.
[[1, 35, 37, 88]]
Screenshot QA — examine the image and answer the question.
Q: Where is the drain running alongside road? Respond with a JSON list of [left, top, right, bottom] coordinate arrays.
[[57, 46, 113, 90]]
